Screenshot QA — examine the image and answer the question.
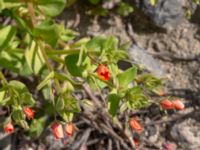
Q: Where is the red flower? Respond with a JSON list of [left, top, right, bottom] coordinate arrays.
[[51, 122, 64, 139], [160, 99, 174, 110], [4, 122, 14, 134], [163, 142, 175, 150], [23, 107, 34, 119], [97, 64, 110, 81], [129, 118, 143, 133], [133, 138, 140, 149], [65, 123, 75, 137], [172, 99, 184, 110]]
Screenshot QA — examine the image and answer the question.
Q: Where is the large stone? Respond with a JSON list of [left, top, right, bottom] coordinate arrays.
[[170, 118, 200, 149], [135, 0, 196, 29]]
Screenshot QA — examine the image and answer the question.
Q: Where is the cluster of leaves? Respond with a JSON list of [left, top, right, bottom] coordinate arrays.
[[0, 0, 164, 138], [66, 0, 134, 17]]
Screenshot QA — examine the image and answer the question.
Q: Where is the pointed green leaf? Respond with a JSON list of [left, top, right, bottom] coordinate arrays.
[[33, 20, 60, 47], [25, 41, 45, 75], [12, 107, 25, 122], [29, 118, 45, 138], [38, 0, 65, 17], [65, 54, 87, 77], [126, 86, 149, 109], [118, 66, 137, 88], [0, 25, 16, 51], [8, 80, 28, 93], [0, 90, 5, 103], [108, 94, 121, 117], [37, 71, 54, 90]]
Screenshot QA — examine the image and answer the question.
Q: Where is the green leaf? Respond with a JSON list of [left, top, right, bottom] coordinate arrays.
[[37, 0, 66, 17], [108, 94, 121, 117], [118, 66, 137, 88], [56, 96, 80, 122], [0, 90, 5, 103], [117, 2, 134, 16], [12, 10, 32, 35], [37, 71, 54, 90], [56, 97, 65, 112], [19, 120, 29, 130], [60, 25, 79, 42], [87, 6, 109, 16], [12, 107, 25, 122], [33, 20, 60, 47], [57, 97, 80, 112], [137, 74, 162, 91], [8, 80, 28, 93], [0, 96, 10, 106], [126, 86, 149, 109], [150, 0, 158, 6], [21, 93, 35, 106], [0, 25, 16, 51], [0, 50, 24, 73], [86, 36, 106, 52], [29, 118, 45, 138], [0, 0, 4, 11], [104, 36, 118, 51], [65, 54, 87, 77], [88, 0, 101, 5], [59, 111, 74, 122], [25, 41, 45, 75]]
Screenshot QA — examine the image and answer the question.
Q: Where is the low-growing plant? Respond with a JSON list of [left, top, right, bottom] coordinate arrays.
[[0, 0, 186, 147]]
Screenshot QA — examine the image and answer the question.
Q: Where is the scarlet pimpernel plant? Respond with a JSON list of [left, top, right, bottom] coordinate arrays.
[[0, 0, 186, 147]]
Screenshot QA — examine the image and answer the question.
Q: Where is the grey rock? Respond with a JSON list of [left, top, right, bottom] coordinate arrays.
[[0, 131, 11, 150], [170, 118, 200, 150], [128, 45, 165, 78], [136, 0, 196, 29]]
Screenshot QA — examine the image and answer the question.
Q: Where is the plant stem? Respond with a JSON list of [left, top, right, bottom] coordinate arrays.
[[38, 41, 62, 121], [46, 49, 98, 55], [27, 2, 36, 27]]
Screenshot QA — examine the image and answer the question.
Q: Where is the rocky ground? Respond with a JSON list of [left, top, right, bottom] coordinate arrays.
[[1, 1, 200, 150], [60, 2, 200, 149]]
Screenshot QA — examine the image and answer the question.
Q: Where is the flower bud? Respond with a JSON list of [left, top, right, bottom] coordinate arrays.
[[129, 118, 142, 133], [65, 123, 74, 137], [160, 99, 174, 110], [4, 122, 14, 134], [51, 122, 64, 139], [23, 107, 34, 119], [172, 99, 184, 110], [97, 64, 110, 81]]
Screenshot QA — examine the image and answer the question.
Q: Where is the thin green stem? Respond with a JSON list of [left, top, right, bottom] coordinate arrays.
[[38, 41, 62, 120], [46, 49, 98, 55], [48, 55, 65, 64]]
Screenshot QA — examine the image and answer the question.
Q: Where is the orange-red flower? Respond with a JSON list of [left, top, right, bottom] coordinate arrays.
[[51, 122, 64, 139], [172, 99, 185, 110], [129, 118, 142, 133], [65, 123, 75, 137], [23, 107, 34, 119], [4, 122, 14, 134], [160, 99, 174, 110], [97, 64, 110, 81]]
